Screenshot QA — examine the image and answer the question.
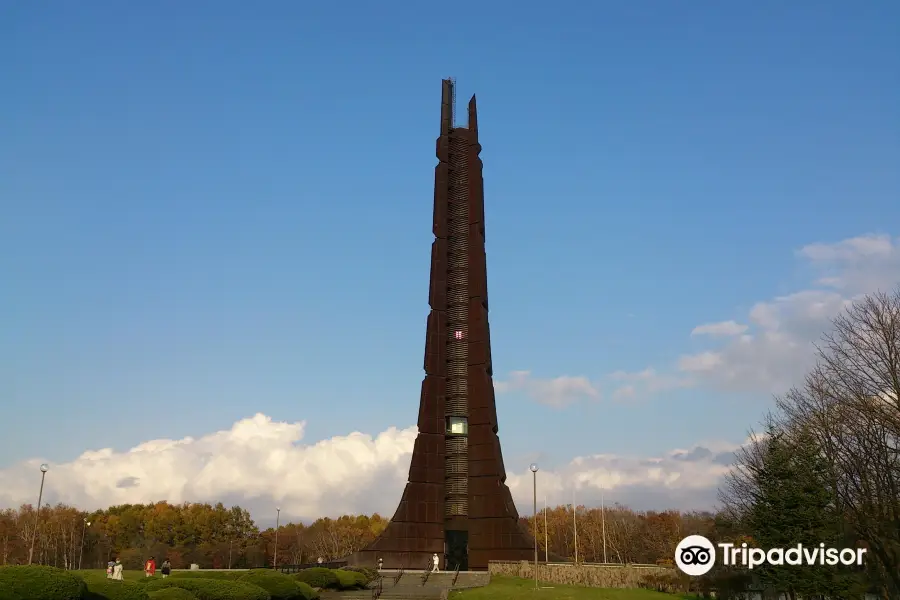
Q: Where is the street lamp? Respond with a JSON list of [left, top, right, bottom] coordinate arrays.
[[78, 518, 91, 570], [273, 508, 281, 569], [28, 464, 49, 565], [529, 464, 538, 590]]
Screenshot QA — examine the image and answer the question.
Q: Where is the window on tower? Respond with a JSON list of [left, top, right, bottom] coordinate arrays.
[[446, 417, 468, 436]]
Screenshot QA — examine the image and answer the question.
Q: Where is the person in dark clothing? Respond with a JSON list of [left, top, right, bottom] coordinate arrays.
[[161, 558, 171, 578]]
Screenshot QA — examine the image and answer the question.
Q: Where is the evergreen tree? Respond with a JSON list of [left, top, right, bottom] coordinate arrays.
[[746, 425, 863, 599]]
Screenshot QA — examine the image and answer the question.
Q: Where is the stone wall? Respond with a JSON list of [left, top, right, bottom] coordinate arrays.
[[487, 560, 684, 591]]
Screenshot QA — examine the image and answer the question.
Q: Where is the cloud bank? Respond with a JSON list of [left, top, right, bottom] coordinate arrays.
[[478, 234, 900, 405], [678, 234, 900, 394], [0, 414, 740, 523]]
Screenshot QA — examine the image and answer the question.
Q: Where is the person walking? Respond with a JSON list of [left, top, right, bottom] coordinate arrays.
[[161, 558, 171, 578], [144, 556, 156, 577], [106, 559, 115, 579], [431, 553, 439, 573], [112, 558, 124, 580]]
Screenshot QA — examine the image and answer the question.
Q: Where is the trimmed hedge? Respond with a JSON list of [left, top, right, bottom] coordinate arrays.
[[145, 578, 271, 600], [169, 572, 244, 581], [293, 582, 317, 600], [147, 589, 198, 600], [333, 570, 366, 590], [0, 565, 88, 600], [238, 571, 303, 600], [292, 568, 338, 590], [75, 570, 150, 600], [339, 566, 377, 584], [81, 578, 151, 600], [239, 570, 279, 578], [0, 581, 24, 600]]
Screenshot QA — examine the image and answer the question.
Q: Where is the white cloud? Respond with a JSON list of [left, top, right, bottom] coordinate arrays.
[[0, 415, 417, 523], [611, 385, 636, 401], [679, 234, 900, 394], [691, 321, 748, 336], [507, 437, 745, 512], [798, 234, 894, 262], [0, 415, 741, 521], [607, 368, 693, 401], [494, 370, 600, 407], [677, 352, 723, 372]]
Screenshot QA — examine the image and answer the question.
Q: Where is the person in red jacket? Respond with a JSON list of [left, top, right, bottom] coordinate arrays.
[[145, 556, 156, 577]]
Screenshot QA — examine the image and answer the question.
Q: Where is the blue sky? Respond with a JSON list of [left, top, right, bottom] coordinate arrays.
[[2, 1, 898, 515]]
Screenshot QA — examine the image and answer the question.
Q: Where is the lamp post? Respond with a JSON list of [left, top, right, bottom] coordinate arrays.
[[28, 464, 49, 565], [273, 508, 281, 569], [529, 464, 538, 590], [78, 518, 91, 570]]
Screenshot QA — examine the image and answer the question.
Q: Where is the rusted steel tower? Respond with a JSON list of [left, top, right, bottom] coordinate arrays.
[[349, 79, 534, 571]]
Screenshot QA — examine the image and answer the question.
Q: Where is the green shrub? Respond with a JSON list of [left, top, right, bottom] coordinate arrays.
[[333, 570, 366, 590], [145, 578, 271, 600], [238, 571, 303, 600], [292, 568, 338, 590], [169, 572, 244, 581], [0, 581, 24, 600], [147, 589, 198, 600], [339, 566, 377, 584], [81, 577, 151, 600], [0, 565, 88, 600], [240, 570, 278, 579], [293, 582, 317, 600]]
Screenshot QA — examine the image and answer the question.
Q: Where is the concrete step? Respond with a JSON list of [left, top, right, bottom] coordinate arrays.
[[356, 570, 488, 598]]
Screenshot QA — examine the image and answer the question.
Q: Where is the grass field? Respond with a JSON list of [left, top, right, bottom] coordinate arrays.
[[450, 576, 695, 600]]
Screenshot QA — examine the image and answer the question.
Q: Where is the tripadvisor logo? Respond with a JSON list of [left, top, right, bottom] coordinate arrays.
[[675, 535, 717, 576], [674, 535, 867, 576]]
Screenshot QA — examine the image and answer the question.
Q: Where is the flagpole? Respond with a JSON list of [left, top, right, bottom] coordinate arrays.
[[572, 488, 578, 565], [543, 495, 548, 562], [601, 481, 608, 563]]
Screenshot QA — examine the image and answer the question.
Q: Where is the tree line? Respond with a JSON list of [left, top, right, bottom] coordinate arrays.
[[0, 501, 389, 571], [0, 499, 714, 571]]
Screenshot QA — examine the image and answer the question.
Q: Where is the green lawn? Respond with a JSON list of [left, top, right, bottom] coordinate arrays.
[[450, 576, 696, 600]]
